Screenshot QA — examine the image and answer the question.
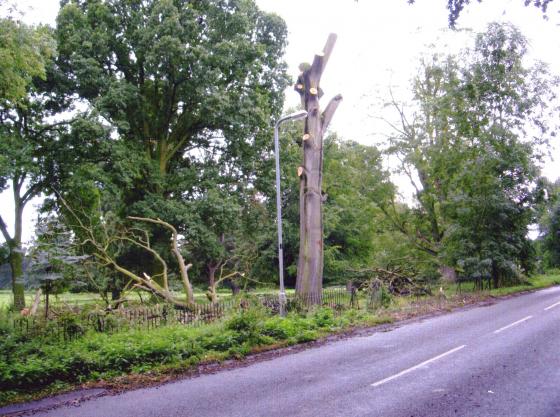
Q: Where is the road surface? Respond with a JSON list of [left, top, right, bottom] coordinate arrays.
[[8, 286, 560, 417]]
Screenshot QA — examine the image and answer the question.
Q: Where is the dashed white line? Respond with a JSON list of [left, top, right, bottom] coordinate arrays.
[[493, 315, 533, 334], [544, 301, 560, 311], [370, 345, 466, 388]]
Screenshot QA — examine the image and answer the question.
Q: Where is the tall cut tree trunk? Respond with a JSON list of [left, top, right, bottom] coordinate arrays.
[[294, 34, 342, 298]]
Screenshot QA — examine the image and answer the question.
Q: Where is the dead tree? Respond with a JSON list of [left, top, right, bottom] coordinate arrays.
[[58, 196, 195, 307], [294, 33, 342, 298]]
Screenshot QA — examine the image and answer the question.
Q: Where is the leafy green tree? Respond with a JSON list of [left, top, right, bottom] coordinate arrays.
[[322, 137, 394, 283], [537, 179, 560, 269], [55, 0, 289, 290], [385, 54, 464, 259], [27, 215, 89, 314], [248, 118, 398, 288], [0, 17, 54, 105], [184, 188, 241, 289], [542, 203, 560, 269], [441, 23, 555, 286], [386, 23, 558, 287], [0, 20, 56, 309]]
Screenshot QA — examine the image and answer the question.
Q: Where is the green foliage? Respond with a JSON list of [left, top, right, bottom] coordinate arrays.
[[225, 309, 262, 337], [537, 179, 560, 269], [51, 0, 290, 293], [380, 286, 393, 308], [385, 22, 559, 287], [322, 138, 395, 283], [0, 18, 54, 105], [0, 302, 389, 396], [311, 307, 335, 328]]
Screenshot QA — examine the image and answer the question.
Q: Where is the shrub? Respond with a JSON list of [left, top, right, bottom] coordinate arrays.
[[312, 308, 335, 328], [224, 309, 267, 344]]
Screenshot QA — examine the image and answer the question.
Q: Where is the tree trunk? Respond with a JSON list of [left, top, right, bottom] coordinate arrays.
[[438, 265, 457, 283], [492, 261, 501, 289], [7, 187, 26, 310], [9, 246, 25, 310], [207, 263, 218, 303], [208, 263, 217, 291], [30, 288, 42, 316], [295, 34, 342, 298], [111, 276, 121, 302], [225, 279, 240, 296]]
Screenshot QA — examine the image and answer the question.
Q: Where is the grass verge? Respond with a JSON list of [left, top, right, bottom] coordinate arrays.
[[1, 273, 558, 407]]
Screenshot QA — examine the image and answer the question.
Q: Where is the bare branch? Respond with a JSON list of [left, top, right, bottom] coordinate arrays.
[[21, 182, 42, 206], [127, 216, 194, 304], [0, 215, 13, 243], [310, 33, 337, 80], [321, 94, 343, 133], [119, 235, 169, 290]]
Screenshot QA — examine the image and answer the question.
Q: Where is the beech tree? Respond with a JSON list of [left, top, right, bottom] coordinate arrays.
[[294, 34, 342, 297]]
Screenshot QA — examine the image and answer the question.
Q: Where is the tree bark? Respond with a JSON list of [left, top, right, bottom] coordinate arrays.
[[207, 263, 218, 303], [29, 288, 42, 316], [295, 34, 342, 298], [9, 245, 25, 310], [208, 263, 217, 290]]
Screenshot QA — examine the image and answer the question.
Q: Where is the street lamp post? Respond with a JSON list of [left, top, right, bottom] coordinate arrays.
[[274, 110, 308, 316]]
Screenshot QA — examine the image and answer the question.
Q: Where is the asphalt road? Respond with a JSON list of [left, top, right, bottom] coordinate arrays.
[[17, 287, 560, 417]]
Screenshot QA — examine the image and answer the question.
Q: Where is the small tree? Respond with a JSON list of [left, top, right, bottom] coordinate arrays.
[[27, 215, 88, 316], [0, 18, 55, 309]]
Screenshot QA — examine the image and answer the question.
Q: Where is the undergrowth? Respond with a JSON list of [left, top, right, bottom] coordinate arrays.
[[1, 273, 558, 406], [0, 307, 389, 405]]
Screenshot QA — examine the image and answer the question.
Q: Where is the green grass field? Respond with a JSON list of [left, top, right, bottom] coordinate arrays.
[[0, 287, 299, 309], [0, 290, 104, 309], [1, 273, 558, 310]]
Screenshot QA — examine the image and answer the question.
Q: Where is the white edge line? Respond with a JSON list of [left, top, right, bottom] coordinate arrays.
[[370, 345, 466, 388], [544, 301, 560, 311], [493, 315, 533, 334]]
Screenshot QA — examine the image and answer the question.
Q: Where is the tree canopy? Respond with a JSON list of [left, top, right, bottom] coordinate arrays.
[[385, 22, 558, 287], [54, 0, 290, 292]]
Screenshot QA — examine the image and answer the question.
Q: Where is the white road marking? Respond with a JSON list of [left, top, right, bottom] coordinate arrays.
[[544, 301, 560, 311], [370, 345, 466, 388], [493, 315, 533, 334]]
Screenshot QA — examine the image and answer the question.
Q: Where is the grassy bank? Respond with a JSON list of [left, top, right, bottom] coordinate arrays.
[[0, 307, 391, 405], [1, 273, 559, 406]]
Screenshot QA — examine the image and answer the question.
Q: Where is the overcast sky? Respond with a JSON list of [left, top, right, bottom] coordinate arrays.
[[2, 0, 560, 243]]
